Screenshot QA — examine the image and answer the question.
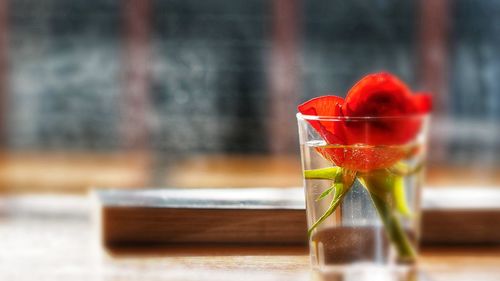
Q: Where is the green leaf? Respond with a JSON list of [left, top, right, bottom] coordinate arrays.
[[304, 167, 341, 180]]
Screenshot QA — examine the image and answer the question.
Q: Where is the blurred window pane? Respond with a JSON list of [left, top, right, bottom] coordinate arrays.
[[1, 0, 499, 193]]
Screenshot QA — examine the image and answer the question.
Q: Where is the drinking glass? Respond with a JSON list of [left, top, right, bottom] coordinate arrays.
[[297, 113, 429, 275]]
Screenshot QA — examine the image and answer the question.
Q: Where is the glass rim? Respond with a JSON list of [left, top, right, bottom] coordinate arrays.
[[296, 112, 431, 121]]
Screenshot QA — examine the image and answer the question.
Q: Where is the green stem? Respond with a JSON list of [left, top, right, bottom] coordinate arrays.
[[367, 188, 417, 262]]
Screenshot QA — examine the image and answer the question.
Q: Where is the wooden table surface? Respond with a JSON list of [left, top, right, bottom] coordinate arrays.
[[1, 195, 500, 281]]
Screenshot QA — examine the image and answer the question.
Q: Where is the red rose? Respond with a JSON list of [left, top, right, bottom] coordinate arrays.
[[343, 73, 431, 145], [298, 72, 432, 172]]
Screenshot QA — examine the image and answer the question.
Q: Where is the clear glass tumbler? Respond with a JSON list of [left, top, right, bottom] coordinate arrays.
[[297, 113, 429, 275]]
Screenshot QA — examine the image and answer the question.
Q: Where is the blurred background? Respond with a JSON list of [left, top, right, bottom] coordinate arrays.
[[0, 0, 499, 194]]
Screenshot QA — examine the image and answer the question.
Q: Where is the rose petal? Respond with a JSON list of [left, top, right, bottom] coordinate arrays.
[[343, 73, 422, 145], [298, 95, 346, 144], [344, 72, 413, 118], [412, 93, 433, 113], [298, 95, 344, 117]]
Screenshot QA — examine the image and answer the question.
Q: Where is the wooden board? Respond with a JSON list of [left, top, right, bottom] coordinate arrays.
[[94, 187, 500, 247]]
